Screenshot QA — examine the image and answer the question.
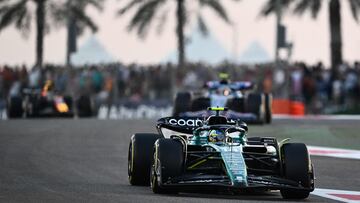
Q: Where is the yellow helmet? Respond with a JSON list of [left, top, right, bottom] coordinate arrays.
[[208, 129, 225, 143]]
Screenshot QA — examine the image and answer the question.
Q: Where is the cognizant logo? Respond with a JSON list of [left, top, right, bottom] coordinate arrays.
[[169, 118, 203, 127]]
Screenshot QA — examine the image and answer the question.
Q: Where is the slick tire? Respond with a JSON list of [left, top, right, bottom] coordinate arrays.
[[128, 133, 163, 186], [246, 93, 265, 124], [264, 93, 272, 124], [280, 143, 311, 199], [64, 96, 73, 110], [151, 138, 184, 194], [173, 92, 191, 117], [77, 95, 92, 117], [7, 96, 23, 118]]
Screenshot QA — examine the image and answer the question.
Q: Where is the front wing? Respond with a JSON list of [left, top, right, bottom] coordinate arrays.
[[160, 174, 314, 192], [179, 110, 262, 124]]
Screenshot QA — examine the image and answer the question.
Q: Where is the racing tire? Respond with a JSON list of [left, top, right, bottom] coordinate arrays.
[[24, 96, 37, 118], [173, 92, 191, 116], [151, 138, 184, 194], [246, 93, 265, 124], [62, 96, 74, 117], [191, 97, 210, 112], [128, 133, 163, 186], [264, 93, 272, 124], [77, 95, 93, 117], [7, 96, 23, 118], [64, 96, 73, 110], [280, 143, 312, 199]]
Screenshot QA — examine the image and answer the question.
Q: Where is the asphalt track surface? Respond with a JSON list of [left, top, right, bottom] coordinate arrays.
[[1, 119, 359, 203]]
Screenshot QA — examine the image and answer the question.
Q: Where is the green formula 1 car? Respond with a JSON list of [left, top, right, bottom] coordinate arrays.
[[128, 107, 314, 199]]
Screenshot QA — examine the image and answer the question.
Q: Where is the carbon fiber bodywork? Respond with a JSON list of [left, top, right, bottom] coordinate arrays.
[[173, 80, 271, 124], [154, 116, 315, 193], [179, 110, 260, 124]]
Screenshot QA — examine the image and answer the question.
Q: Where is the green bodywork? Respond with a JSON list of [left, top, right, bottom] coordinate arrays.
[[209, 143, 248, 186], [189, 128, 248, 186]]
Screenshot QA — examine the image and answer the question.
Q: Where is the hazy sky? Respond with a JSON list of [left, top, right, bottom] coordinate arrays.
[[0, 0, 359, 67]]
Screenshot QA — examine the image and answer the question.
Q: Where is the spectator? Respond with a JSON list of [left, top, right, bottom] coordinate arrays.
[[0, 61, 359, 115]]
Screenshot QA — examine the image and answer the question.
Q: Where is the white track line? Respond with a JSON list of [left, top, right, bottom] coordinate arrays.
[[313, 188, 360, 203], [308, 146, 360, 160], [274, 114, 360, 120]]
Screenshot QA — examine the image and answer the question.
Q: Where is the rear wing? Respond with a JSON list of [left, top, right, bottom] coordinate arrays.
[[23, 88, 42, 95], [156, 117, 204, 135], [205, 81, 255, 91], [229, 82, 254, 91], [156, 116, 241, 136]]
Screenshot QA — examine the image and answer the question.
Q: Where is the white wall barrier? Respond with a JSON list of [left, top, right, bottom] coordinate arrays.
[[0, 105, 172, 120], [98, 105, 172, 120], [0, 109, 7, 120]]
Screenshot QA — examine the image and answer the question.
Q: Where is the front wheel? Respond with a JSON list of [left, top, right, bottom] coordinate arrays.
[[280, 143, 313, 199], [128, 133, 163, 186], [151, 139, 184, 194], [7, 96, 23, 118]]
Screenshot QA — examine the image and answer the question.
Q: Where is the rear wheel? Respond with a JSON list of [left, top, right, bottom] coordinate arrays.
[[7, 96, 23, 118], [246, 93, 265, 124], [151, 139, 184, 194], [77, 95, 93, 117], [173, 92, 191, 116], [280, 143, 312, 199], [128, 133, 163, 186], [264, 93, 272, 124], [64, 96, 73, 110]]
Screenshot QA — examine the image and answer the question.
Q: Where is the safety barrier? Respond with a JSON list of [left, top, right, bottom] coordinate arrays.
[[1, 100, 307, 120], [97, 105, 172, 119], [272, 99, 305, 116]]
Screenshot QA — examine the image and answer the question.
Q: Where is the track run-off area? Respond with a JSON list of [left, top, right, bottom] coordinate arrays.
[[0, 118, 360, 202]]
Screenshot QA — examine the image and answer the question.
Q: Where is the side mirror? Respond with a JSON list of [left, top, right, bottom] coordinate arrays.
[[238, 121, 248, 132]]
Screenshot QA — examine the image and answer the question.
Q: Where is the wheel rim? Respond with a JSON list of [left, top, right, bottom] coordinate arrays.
[[151, 151, 159, 189], [150, 156, 156, 189], [128, 142, 133, 181], [151, 147, 162, 188]]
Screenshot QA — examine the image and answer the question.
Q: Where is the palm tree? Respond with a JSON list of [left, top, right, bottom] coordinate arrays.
[[261, 0, 360, 73], [52, 0, 105, 66], [0, 0, 50, 67], [0, 0, 105, 67], [117, 0, 237, 68]]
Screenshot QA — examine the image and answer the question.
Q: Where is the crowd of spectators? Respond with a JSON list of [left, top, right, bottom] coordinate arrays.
[[286, 62, 360, 113], [0, 61, 360, 114]]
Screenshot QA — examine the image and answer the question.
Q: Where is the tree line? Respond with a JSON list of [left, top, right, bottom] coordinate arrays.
[[1, 0, 360, 74]]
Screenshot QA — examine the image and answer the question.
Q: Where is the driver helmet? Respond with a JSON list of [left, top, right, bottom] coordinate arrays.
[[219, 73, 230, 85], [208, 129, 225, 143]]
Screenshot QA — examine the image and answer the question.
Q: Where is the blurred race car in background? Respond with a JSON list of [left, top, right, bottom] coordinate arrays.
[[128, 107, 314, 199], [173, 74, 272, 124], [7, 80, 93, 118]]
